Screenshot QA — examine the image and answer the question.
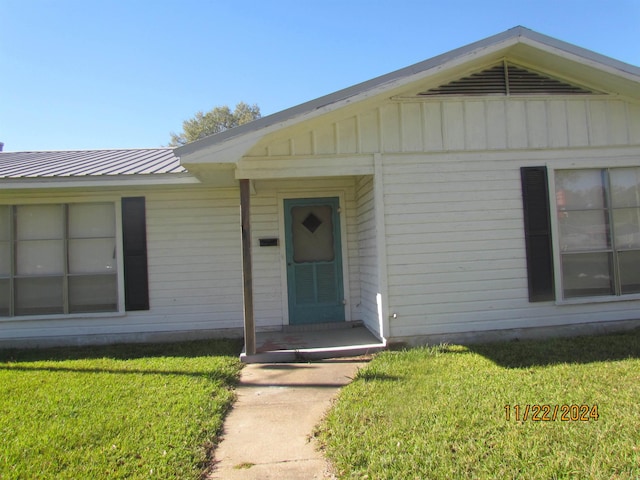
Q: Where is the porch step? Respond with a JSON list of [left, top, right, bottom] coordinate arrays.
[[283, 320, 364, 333], [240, 342, 385, 363]]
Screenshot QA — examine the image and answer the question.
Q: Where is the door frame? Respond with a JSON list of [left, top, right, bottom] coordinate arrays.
[[277, 190, 351, 325]]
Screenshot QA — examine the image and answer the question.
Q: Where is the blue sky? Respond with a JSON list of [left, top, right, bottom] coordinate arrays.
[[1, 0, 639, 152]]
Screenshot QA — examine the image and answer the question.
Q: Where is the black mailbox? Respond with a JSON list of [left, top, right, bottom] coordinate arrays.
[[259, 238, 279, 247]]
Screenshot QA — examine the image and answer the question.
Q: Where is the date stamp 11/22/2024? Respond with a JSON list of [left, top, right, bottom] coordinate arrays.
[[505, 404, 599, 422]]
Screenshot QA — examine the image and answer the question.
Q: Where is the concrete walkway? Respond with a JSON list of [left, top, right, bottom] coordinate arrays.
[[207, 358, 368, 479]]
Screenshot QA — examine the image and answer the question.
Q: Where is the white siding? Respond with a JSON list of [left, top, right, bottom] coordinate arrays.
[[383, 154, 527, 337], [0, 187, 245, 343], [355, 175, 378, 332], [144, 188, 243, 328], [381, 150, 640, 341], [247, 188, 282, 327]]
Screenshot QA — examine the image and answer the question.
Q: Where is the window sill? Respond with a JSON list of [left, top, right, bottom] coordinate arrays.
[[556, 293, 640, 306], [0, 310, 127, 323]]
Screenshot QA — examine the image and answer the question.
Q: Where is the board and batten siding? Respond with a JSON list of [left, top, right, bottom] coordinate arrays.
[[250, 177, 362, 325], [0, 186, 245, 345], [247, 98, 640, 157]]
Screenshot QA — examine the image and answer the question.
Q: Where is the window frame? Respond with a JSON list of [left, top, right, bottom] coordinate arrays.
[[0, 198, 126, 320], [550, 165, 640, 304]]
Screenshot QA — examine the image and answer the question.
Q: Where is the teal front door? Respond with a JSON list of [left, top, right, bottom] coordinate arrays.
[[284, 197, 345, 325]]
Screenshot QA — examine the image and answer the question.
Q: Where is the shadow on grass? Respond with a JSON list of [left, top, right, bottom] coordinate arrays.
[[467, 328, 640, 368], [0, 338, 244, 363]]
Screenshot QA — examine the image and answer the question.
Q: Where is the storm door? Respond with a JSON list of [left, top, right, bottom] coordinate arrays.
[[284, 197, 345, 324]]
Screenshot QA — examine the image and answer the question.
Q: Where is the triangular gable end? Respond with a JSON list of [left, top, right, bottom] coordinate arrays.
[[417, 61, 604, 96], [176, 27, 640, 168]]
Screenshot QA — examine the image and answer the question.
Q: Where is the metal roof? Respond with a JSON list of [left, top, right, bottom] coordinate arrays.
[[0, 148, 186, 178]]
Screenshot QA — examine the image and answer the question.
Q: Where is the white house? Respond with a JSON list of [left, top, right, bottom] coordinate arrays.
[[2, 26, 640, 352]]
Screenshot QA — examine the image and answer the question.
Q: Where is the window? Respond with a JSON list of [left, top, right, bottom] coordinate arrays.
[[0, 203, 118, 316], [555, 168, 640, 299]]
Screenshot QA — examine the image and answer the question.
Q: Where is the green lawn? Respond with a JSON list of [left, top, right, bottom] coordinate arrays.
[[0, 339, 243, 480], [318, 329, 640, 479]]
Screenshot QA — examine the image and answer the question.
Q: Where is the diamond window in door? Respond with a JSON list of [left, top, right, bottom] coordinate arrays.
[[302, 212, 322, 233], [292, 205, 334, 263]]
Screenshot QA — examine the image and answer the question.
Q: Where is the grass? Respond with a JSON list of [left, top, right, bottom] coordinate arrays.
[[318, 329, 640, 479], [0, 339, 243, 480]]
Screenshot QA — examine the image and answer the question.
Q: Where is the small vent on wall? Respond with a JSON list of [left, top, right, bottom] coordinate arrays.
[[418, 62, 600, 96]]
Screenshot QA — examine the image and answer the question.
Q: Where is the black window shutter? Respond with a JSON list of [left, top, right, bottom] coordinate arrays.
[[122, 197, 150, 311], [521, 167, 555, 302]]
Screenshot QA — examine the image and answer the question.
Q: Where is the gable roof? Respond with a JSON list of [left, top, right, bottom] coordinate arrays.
[[0, 148, 185, 178], [175, 26, 640, 163]]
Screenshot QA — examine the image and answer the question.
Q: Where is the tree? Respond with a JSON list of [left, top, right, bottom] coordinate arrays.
[[169, 102, 261, 147]]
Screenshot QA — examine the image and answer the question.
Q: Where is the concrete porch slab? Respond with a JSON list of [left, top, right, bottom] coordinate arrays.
[[241, 324, 386, 363]]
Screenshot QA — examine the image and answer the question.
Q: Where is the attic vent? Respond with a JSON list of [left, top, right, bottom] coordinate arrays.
[[419, 62, 598, 96]]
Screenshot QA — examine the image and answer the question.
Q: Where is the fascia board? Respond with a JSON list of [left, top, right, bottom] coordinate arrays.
[[0, 173, 200, 189], [518, 32, 640, 80]]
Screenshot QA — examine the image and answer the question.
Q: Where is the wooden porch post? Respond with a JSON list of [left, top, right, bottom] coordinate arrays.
[[240, 179, 255, 355]]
